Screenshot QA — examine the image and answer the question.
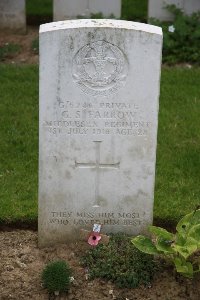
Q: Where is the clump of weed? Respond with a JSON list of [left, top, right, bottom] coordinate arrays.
[[81, 233, 159, 288], [77, 12, 116, 19], [0, 43, 21, 61], [42, 260, 72, 295], [31, 37, 39, 54], [90, 12, 116, 19]]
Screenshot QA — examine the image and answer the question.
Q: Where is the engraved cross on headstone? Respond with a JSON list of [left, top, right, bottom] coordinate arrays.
[[75, 141, 120, 207]]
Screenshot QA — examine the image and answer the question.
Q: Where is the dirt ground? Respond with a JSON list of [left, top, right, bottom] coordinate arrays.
[[1, 27, 200, 300], [0, 230, 199, 300], [0, 27, 39, 64]]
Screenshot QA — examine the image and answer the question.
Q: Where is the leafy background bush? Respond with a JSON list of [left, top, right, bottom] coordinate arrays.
[[150, 5, 200, 65], [31, 38, 39, 55], [81, 234, 158, 288]]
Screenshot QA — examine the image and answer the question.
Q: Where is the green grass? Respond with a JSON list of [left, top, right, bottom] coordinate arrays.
[[155, 67, 200, 223], [0, 65, 38, 223], [0, 66, 200, 225], [26, 0, 148, 21]]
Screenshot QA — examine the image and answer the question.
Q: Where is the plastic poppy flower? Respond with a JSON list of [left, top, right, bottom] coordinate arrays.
[[87, 231, 101, 246]]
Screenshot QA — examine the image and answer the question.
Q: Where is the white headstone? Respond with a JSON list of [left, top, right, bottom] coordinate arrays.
[[148, 0, 200, 21], [0, 0, 26, 33], [53, 0, 121, 21], [39, 19, 162, 247]]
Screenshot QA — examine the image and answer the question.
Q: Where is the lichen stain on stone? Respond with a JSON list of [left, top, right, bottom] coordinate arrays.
[[124, 170, 131, 181], [69, 36, 74, 50], [123, 190, 148, 204], [96, 196, 107, 207], [123, 195, 134, 204], [87, 31, 95, 40], [139, 31, 153, 45], [136, 189, 148, 198], [128, 146, 145, 160], [141, 165, 154, 179], [65, 170, 72, 179]]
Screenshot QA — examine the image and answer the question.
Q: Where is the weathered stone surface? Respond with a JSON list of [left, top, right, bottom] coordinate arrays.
[[53, 0, 121, 21], [0, 0, 26, 33], [89, 0, 121, 17], [148, 0, 200, 21], [184, 0, 200, 15], [39, 19, 162, 247]]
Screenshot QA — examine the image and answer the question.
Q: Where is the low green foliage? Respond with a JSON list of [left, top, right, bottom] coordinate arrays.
[[31, 38, 39, 55], [81, 234, 158, 288], [0, 43, 21, 61], [26, 0, 53, 16], [42, 260, 72, 294], [132, 209, 200, 278], [150, 5, 200, 65], [90, 12, 115, 19], [122, 0, 147, 22]]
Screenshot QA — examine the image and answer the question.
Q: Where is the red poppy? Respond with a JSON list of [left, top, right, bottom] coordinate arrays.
[[87, 231, 101, 246]]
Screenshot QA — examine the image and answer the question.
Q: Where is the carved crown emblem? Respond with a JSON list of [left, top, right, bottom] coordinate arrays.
[[72, 40, 128, 96]]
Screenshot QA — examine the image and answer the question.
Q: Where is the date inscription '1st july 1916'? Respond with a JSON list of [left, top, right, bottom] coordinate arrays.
[[43, 100, 152, 137]]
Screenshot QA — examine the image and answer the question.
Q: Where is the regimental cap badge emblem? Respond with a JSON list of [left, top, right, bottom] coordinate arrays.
[[72, 40, 128, 96]]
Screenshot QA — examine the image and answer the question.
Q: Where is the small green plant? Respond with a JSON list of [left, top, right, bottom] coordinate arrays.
[[90, 12, 104, 19], [0, 43, 21, 61], [77, 12, 116, 19], [150, 5, 200, 65], [90, 12, 116, 19], [132, 209, 200, 278], [81, 233, 158, 288], [42, 260, 72, 295], [31, 37, 39, 54]]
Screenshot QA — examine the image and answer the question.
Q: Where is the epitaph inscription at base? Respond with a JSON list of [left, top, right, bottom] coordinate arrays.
[[39, 20, 162, 247]]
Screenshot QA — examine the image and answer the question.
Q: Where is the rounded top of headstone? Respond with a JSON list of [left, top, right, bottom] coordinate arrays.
[[40, 19, 162, 36]]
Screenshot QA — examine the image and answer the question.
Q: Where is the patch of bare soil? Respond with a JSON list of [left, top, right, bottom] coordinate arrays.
[[0, 230, 200, 300], [0, 27, 39, 64]]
